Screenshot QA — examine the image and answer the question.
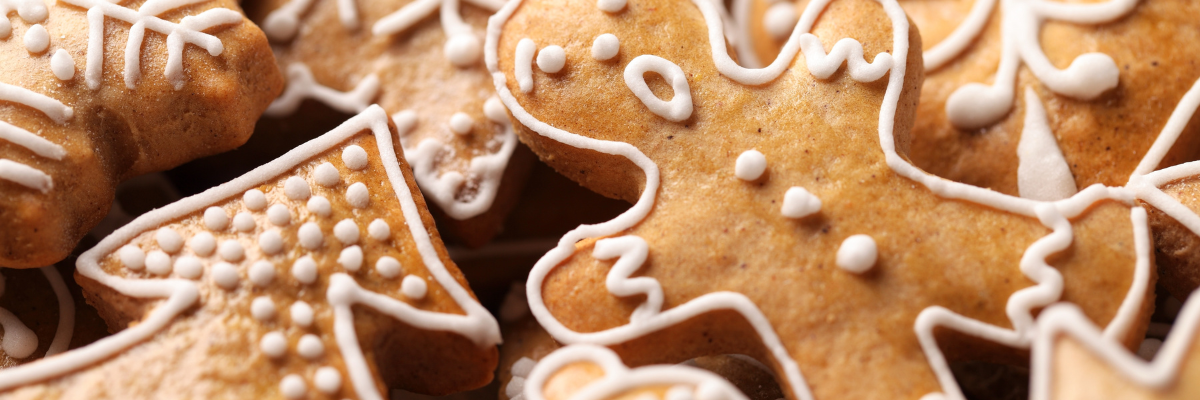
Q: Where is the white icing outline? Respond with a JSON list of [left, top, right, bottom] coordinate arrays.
[[0, 106, 500, 399], [0, 266, 75, 360], [264, 63, 380, 117], [522, 344, 749, 400], [486, 0, 1154, 399], [401, 111, 519, 220], [623, 55, 694, 122]]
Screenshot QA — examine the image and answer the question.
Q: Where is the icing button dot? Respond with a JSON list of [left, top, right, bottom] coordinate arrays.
[[173, 256, 203, 279], [284, 176, 311, 200], [244, 189, 267, 211], [445, 33, 482, 67], [592, 34, 619, 61], [251, 296, 276, 320], [735, 150, 767, 181], [145, 250, 171, 275], [781, 187, 822, 218], [376, 256, 401, 278], [313, 162, 340, 187], [258, 230, 284, 255], [290, 301, 314, 327], [249, 261, 276, 287], [368, 219, 390, 240], [297, 334, 324, 359], [23, 24, 48, 53], [307, 196, 332, 217], [261, 332, 287, 359], [401, 275, 427, 300], [118, 245, 145, 271], [280, 374, 306, 399], [211, 262, 239, 290], [189, 232, 216, 256], [484, 96, 508, 123], [233, 212, 256, 232], [333, 219, 359, 244], [449, 112, 474, 135], [836, 234, 878, 274], [313, 367, 342, 394], [392, 110, 418, 135], [156, 228, 183, 253], [764, 2, 799, 40], [338, 246, 363, 272], [298, 222, 324, 249], [219, 240, 245, 262], [204, 207, 229, 231], [51, 49, 75, 81], [347, 183, 369, 209], [17, 1, 47, 22], [342, 145, 368, 170], [536, 45, 566, 73], [511, 357, 536, 378], [267, 204, 292, 226], [596, 0, 626, 13], [292, 257, 318, 285]]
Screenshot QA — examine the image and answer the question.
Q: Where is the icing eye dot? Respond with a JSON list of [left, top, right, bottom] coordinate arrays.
[[484, 96, 508, 123], [243, 189, 267, 211], [836, 234, 878, 274], [298, 222, 324, 250], [268, 204, 292, 226], [376, 256, 401, 278], [338, 245, 363, 272], [173, 256, 203, 279], [536, 45, 566, 73], [368, 219, 391, 240], [764, 3, 798, 40], [511, 357, 536, 378], [735, 150, 767, 181], [23, 24, 49, 53], [592, 34, 619, 61], [233, 212, 256, 232], [190, 232, 216, 256], [284, 176, 311, 200], [51, 49, 75, 81], [280, 374, 306, 399], [298, 334, 325, 359], [445, 33, 482, 67], [449, 112, 474, 135], [261, 332, 287, 359], [251, 296, 276, 320], [249, 261, 276, 287], [219, 240, 245, 262], [118, 245, 145, 271], [781, 187, 822, 218], [211, 262, 239, 290], [17, 0, 47, 22], [204, 207, 229, 231], [401, 275, 427, 300], [307, 196, 332, 217], [156, 228, 183, 253], [290, 301, 314, 327], [347, 182, 370, 209], [392, 110, 418, 135], [342, 145, 369, 170], [596, 0, 626, 13], [292, 257, 318, 285], [145, 250, 171, 275], [333, 219, 359, 244], [313, 162, 340, 187], [258, 230, 284, 255], [313, 367, 342, 394]]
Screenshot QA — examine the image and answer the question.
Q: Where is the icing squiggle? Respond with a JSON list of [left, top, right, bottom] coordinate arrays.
[[522, 345, 749, 400], [264, 63, 380, 117]]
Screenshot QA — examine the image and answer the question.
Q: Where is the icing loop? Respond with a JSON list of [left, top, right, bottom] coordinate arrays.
[[592, 236, 660, 323], [798, 33, 891, 82], [623, 55, 693, 122]]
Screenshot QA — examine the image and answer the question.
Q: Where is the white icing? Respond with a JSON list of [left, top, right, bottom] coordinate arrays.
[[218, 239, 244, 262], [41, 266, 74, 357], [0, 0, 47, 40], [0, 82, 73, 124], [342, 145, 368, 170], [284, 176, 311, 200], [333, 219, 359, 244], [307, 196, 332, 217], [190, 232, 216, 256], [119, 245, 146, 271], [298, 222, 324, 250], [402, 110, 520, 220], [267, 204, 292, 226], [521, 345, 748, 400], [375, 256, 400, 278], [797, 33, 892, 82], [0, 83, 70, 192], [484, 96, 508, 123], [834, 234, 876, 274], [297, 334, 324, 359], [0, 160, 52, 192], [623, 55, 693, 122], [173, 255, 203, 279], [536, 45, 565, 73], [251, 296, 276, 320], [592, 34, 619, 61], [368, 0, 504, 66], [596, 0, 625, 13], [258, 230, 284, 255], [204, 206, 229, 231], [314, 366, 342, 394], [346, 182, 369, 208], [445, 33, 482, 67], [156, 228, 183, 253], [762, 3, 796, 40], [392, 110, 418, 136], [261, 332, 287, 358], [515, 38, 536, 93], [506, 377, 524, 399], [368, 219, 390, 240], [1017, 88, 1077, 201], [401, 276, 427, 300], [211, 262, 239, 290], [243, 189, 267, 211], [291, 257, 317, 285], [145, 250, 171, 275], [338, 246, 363, 272], [512, 357, 536, 378], [780, 187, 820, 218], [280, 374, 306, 399], [734, 150, 766, 181], [22, 23, 47, 53], [249, 261, 276, 287], [265, 63, 380, 117], [0, 271, 35, 359], [449, 112, 474, 135], [50, 49, 75, 81], [314, 162, 340, 187], [233, 212, 255, 232], [290, 301, 314, 327]]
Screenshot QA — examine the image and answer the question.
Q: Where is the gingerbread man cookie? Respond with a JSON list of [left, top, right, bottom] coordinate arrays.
[[243, 0, 535, 247], [488, 0, 1157, 398], [0, 0, 284, 268], [0, 107, 500, 399]]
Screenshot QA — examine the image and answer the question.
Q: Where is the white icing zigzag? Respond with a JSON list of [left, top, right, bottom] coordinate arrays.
[[0, 267, 76, 360], [521, 345, 749, 400], [0, 82, 73, 192]]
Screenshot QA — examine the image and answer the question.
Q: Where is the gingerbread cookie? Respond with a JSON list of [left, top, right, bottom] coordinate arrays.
[[0, 0, 283, 268], [243, 0, 535, 247], [488, 0, 1156, 398], [517, 345, 754, 400], [0, 107, 500, 399]]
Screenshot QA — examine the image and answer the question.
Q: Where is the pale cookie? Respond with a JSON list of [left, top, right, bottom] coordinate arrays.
[[489, 0, 1155, 398], [0, 0, 284, 268], [244, 0, 536, 247], [517, 345, 752, 400], [0, 107, 500, 399]]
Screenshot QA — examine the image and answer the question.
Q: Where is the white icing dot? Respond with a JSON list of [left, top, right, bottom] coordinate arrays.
[[249, 261, 276, 287], [445, 33, 482, 67], [338, 246, 363, 272], [505, 377, 525, 399], [51, 49, 75, 81], [763, 3, 798, 40], [244, 189, 267, 211], [346, 183, 369, 208], [511, 357, 536, 378], [392, 110, 418, 135], [284, 176, 311, 200], [292, 257, 318, 285], [333, 219, 359, 244], [597, 0, 626, 13], [156, 228, 183, 253], [219, 240, 245, 262], [118, 245, 145, 271], [449, 112, 474, 135], [268, 204, 292, 226], [298, 222, 324, 250], [781, 187, 821, 218], [211, 262, 239, 290], [251, 296, 276, 320], [145, 251, 171, 275], [258, 230, 284, 255], [368, 219, 390, 240], [401, 275, 427, 300], [376, 256, 401, 278], [290, 301, 314, 327], [836, 234, 877, 274], [173, 256, 203, 279], [536, 45, 566, 73], [307, 196, 332, 217], [592, 34, 619, 61], [342, 145, 368, 170], [16, 0, 47, 23], [23, 24, 48, 53], [297, 334, 324, 360], [261, 332, 287, 359], [313, 162, 340, 187], [233, 212, 256, 232], [734, 150, 767, 181], [484, 96, 508, 123], [280, 374, 306, 399], [204, 207, 229, 231], [313, 367, 342, 394], [190, 232, 216, 256]]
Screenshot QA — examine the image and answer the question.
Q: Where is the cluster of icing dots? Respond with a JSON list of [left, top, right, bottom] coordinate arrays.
[[112, 140, 434, 399]]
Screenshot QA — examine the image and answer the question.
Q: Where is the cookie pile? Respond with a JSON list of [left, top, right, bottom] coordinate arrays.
[[3, 0, 1200, 399]]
